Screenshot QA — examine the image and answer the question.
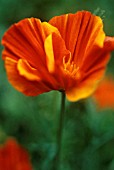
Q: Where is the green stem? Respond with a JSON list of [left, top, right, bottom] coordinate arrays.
[[53, 92, 65, 170]]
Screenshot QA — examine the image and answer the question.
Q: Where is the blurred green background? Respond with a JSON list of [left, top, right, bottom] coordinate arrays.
[[1, 0, 114, 170]]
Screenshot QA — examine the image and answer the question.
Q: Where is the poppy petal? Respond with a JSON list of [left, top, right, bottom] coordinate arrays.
[[49, 11, 105, 65], [49, 11, 84, 56], [66, 64, 107, 102], [81, 51, 110, 78], [17, 59, 41, 81], [2, 18, 60, 69], [66, 79, 98, 102], [5, 57, 51, 96]]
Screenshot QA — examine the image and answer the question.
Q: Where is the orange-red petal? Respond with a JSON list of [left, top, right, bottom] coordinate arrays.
[[17, 59, 41, 81], [66, 66, 105, 101], [49, 11, 105, 65], [2, 18, 60, 69], [5, 57, 51, 96], [66, 78, 98, 102]]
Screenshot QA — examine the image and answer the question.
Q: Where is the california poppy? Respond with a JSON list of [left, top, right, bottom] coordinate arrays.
[[2, 11, 114, 101], [0, 138, 32, 170], [93, 76, 114, 109]]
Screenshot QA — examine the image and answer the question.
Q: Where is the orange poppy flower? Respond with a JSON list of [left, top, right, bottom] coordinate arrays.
[[0, 138, 32, 170], [93, 77, 114, 109], [2, 11, 114, 101]]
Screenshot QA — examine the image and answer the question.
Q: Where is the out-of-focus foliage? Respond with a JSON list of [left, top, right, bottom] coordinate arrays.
[[0, 0, 114, 170]]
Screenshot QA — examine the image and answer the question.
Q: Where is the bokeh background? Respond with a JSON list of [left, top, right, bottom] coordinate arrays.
[[0, 0, 114, 170]]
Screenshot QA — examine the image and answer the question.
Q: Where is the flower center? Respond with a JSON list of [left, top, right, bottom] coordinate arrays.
[[63, 54, 81, 80]]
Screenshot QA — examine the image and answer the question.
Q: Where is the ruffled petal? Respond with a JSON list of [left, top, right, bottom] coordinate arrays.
[[82, 52, 110, 80], [17, 59, 41, 81], [66, 59, 109, 102], [80, 36, 112, 77], [5, 57, 51, 96], [66, 79, 98, 102], [2, 18, 60, 69], [49, 11, 84, 57], [49, 11, 105, 66]]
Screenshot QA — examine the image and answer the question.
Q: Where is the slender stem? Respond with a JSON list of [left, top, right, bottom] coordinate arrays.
[[57, 92, 65, 163], [53, 92, 65, 170]]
